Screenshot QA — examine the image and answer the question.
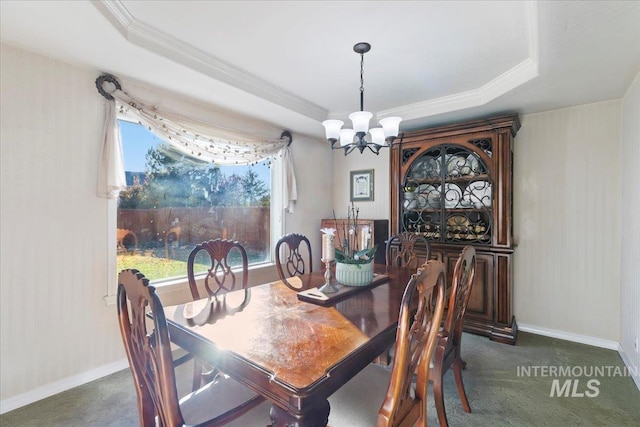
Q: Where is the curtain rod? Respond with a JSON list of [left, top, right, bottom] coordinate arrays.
[[96, 73, 292, 147]]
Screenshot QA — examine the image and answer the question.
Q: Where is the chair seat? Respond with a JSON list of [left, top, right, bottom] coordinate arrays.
[[328, 364, 391, 427], [179, 374, 265, 426]]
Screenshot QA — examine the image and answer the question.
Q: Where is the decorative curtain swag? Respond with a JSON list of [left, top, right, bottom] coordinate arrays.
[[95, 74, 297, 212]]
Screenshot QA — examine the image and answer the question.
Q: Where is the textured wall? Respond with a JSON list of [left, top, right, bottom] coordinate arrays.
[[0, 43, 122, 403], [332, 148, 390, 221], [619, 72, 640, 385], [513, 101, 622, 341]]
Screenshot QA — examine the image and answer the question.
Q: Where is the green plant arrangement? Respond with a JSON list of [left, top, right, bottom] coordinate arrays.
[[333, 202, 377, 266]]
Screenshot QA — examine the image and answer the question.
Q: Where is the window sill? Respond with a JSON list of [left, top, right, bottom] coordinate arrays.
[[104, 262, 278, 306]]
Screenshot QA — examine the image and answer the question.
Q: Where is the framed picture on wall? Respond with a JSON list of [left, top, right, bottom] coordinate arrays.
[[350, 169, 374, 202]]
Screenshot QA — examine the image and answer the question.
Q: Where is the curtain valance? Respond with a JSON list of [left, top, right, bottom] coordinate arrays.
[[96, 74, 297, 211]]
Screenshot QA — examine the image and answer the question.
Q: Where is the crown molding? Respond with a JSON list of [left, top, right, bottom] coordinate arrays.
[[93, 0, 328, 122], [378, 1, 539, 121], [380, 56, 538, 121]]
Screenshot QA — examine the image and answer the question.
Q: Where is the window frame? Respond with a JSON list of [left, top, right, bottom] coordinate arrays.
[[103, 120, 285, 305]]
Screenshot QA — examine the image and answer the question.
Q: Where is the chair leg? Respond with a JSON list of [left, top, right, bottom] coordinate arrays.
[[192, 359, 203, 391], [432, 372, 449, 427], [456, 346, 467, 369], [453, 358, 471, 413], [373, 344, 393, 366]]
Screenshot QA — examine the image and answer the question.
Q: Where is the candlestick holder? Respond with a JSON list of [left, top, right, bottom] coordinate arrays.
[[319, 259, 339, 294]]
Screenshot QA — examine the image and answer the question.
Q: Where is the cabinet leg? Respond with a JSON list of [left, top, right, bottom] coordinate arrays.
[[489, 317, 518, 345]]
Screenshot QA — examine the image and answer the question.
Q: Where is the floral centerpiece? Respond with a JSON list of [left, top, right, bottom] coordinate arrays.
[[332, 203, 377, 286]]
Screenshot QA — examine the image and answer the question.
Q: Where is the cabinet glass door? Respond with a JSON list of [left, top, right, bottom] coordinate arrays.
[[401, 144, 493, 245]]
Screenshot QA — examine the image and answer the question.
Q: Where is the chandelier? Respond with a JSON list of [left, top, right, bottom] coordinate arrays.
[[322, 42, 402, 155]]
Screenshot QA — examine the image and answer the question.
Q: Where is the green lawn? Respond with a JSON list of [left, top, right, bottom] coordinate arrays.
[[117, 254, 208, 281]]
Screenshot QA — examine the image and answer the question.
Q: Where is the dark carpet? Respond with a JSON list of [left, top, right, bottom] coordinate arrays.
[[1, 332, 638, 426]]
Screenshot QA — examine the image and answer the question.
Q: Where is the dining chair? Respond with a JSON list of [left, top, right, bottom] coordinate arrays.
[[377, 231, 432, 365], [116, 269, 266, 427], [275, 233, 312, 290], [187, 239, 249, 300], [385, 232, 431, 270], [187, 239, 249, 390], [430, 245, 476, 427], [328, 259, 447, 426]]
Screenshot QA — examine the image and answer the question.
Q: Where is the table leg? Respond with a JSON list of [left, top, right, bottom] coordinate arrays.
[[269, 400, 330, 427]]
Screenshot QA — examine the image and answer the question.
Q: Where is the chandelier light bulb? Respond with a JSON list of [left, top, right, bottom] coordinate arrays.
[[379, 116, 403, 138], [339, 129, 356, 147], [322, 119, 344, 140], [349, 111, 373, 133], [368, 127, 386, 145]]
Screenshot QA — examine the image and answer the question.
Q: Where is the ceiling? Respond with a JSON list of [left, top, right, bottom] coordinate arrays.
[[2, 1, 639, 140]]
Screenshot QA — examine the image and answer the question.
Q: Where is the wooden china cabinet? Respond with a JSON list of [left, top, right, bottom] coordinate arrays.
[[390, 114, 520, 344]]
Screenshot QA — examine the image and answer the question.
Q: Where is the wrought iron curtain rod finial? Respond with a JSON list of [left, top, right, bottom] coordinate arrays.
[[280, 130, 293, 147], [95, 74, 122, 100]]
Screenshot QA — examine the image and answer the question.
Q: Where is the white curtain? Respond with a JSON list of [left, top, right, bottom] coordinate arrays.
[[282, 146, 298, 213], [97, 100, 126, 199], [96, 77, 297, 211]]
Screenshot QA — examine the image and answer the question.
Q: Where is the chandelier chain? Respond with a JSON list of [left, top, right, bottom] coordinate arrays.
[[359, 52, 365, 112]]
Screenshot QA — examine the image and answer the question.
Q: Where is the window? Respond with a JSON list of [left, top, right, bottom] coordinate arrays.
[[116, 120, 279, 283]]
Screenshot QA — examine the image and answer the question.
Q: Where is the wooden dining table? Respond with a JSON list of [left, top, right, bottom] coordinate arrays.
[[162, 264, 414, 427]]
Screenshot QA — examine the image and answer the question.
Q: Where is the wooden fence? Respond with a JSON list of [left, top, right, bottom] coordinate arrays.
[[117, 206, 269, 252]]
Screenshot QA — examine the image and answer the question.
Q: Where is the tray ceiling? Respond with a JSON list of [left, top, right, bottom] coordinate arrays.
[[1, 1, 638, 138]]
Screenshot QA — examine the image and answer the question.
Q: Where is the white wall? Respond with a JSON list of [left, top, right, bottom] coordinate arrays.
[[332, 148, 390, 220], [619, 72, 640, 387], [284, 138, 334, 267], [0, 43, 122, 408], [0, 42, 332, 411], [513, 101, 622, 342]]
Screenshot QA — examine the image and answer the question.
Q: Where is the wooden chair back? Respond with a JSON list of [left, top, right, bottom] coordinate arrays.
[[385, 232, 430, 270], [187, 239, 249, 300], [378, 259, 446, 427], [444, 245, 476, 348], [117, 269, 184, 427], [275, 233, 312, 290], [431, 245, 477, 427]]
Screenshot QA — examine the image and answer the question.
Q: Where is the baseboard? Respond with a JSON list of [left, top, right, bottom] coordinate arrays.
[[617, 344, 640, 391], [0, 358, 129, 415], [518, 323, 619, 350], [518, 323, 640, 392]]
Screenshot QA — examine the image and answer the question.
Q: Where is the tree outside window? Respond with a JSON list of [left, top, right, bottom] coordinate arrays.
[[116, 121, 272, 282]]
